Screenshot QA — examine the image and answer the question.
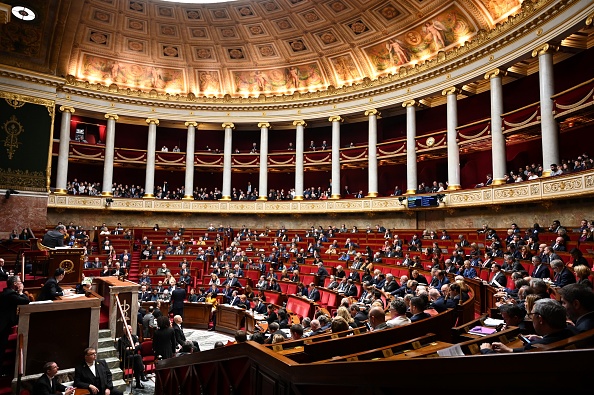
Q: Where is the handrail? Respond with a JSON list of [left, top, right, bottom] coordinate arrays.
[[115, 293, 136, 391]]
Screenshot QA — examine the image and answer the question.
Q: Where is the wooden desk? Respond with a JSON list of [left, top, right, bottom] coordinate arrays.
[[216, 304, 246, 335], [388, 341, 453, 359], [183, 302, 212, 329], [95, 277, 139, 339]]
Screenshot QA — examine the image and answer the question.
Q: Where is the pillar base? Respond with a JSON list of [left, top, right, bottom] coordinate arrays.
[[541, 170, 552, 177], [366, 192, 378, 198], [446, 184, 461, 191], [101, 192, 113, 197], [220, 196, 231, 201], [492, 179, 506, 186], [256, 196, 268, 201], [182, 195, 194, 200], [293, 196, 304, 200], [54, 189, 67, 195], [405, 189, 417, 195], [143, 194, 155, 199], [330, 194, 342, 200]]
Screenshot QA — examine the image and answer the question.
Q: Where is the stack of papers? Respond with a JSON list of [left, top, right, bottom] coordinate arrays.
[[468, 326, 497, 336]]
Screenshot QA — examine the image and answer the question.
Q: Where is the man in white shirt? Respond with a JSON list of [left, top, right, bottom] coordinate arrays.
[[386, 298, 411, 328]]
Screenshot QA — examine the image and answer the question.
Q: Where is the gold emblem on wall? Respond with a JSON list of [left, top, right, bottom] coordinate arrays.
[[2, 115, 24, 159], [5, 97, 26, 109], [59, 259, 75, 274], [426, 137, 435, 147]]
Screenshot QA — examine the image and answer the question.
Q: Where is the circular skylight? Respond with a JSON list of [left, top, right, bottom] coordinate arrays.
[[11, 6, 36, 21]]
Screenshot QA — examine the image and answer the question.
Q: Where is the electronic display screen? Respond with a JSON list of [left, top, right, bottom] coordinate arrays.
[[407, 195, 439, 208]]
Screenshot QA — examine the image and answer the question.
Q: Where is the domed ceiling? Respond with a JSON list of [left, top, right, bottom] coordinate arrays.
[[0, 0, 523, 96]]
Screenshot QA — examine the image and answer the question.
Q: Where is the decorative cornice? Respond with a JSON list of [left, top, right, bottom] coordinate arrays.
[[328, 116, 343, 123], [222, 122, 235, 129], [293, 120, 306, 127], [531, 43, 559, 57], [105, 114, 119, 121], [145, 118, 159, 125], [59, 106, 75, 113], [257, 122, 271, 129], [364, 109, 380, 117]]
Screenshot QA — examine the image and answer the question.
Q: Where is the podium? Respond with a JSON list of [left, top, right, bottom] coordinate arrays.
[[95, 277, 139, 340], [216, 304, 245, 335], [29, 242, 84, 284], [17, 295, 102, 375]]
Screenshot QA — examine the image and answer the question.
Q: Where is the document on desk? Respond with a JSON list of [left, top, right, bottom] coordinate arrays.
[[437, 344, 465, 357]]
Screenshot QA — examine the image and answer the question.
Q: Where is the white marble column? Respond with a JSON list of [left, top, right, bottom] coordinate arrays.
[[143, 118, 159, 199], [183, 121, 197, 200], [443, 88, 461, 190], [485, 69, 506, 185], [329, 116, 343, 199], [402, 100, 417, 194], [257, 122, 270, 200], [101, 114, 118, 196], [533, 44, 560, 177], [293, 120, 306, 200], [365, 109, 380, 197], [55, 106, 74, 194], [221, 122, 234, 200]]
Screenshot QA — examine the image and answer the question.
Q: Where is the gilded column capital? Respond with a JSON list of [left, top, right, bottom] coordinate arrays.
[[328, 116, 343, 123], [587, 12, 594, 26], [484, 68, 506, 80], [441, 87, 460, 96], [105, 113, 119, 121], [222, 122, 235, 129], [402, 99, 417, 108], [293, 120, 307, 127], [258, 122, 271, 129], [59, 106, 75, 113], [364, 109, 380, 117], [185, 121, 198, 128], [145, 118, 159, 125], [531, 43, 559, 58]]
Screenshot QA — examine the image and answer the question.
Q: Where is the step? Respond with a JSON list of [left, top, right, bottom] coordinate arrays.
[[98, 346, 118, 359], [99, 329, 112, 339], [98, 336, 115, 349]]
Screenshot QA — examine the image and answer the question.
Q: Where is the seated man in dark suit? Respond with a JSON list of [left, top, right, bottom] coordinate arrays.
[[559, 284, 594, 333], [551, 259, 576, 288], [481, 299, 574, 353], [42, 225, 67, 248], [33, 361, 75, 395], [117, 325, 147, 389], [409, 296, 431, 322], [74, 347, 123, 395], [307, 283, 320, 302], [37, 268, 70, 301]]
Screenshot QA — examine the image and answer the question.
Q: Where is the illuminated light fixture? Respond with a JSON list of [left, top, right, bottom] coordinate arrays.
[[12, 5, 35, 21]]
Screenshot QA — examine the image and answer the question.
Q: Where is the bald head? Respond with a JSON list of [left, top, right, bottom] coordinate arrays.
[[368, 306, 386, 329]]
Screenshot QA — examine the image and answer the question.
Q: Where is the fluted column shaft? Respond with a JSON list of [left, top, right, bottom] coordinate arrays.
[[293, 120, 306, 200], [403, 101, 417, 194], [55, 106, 74, 194], [533, 44, 559, 176], [221, 123, 234, 200], [258, 122, 270, 200], [486, 69, 506, 185], [143, 118, 159, 198], [101, 114, 118, 196], [443, 88, 461, 190], [329, 116, 343, 199], [184, 121, 197, 199], [366, 109, 379, 197]]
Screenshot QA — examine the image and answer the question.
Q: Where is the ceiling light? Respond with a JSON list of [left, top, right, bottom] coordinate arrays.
[[12, 6, 36, 21]]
